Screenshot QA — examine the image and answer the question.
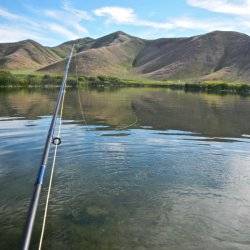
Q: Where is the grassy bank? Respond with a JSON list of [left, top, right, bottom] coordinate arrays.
[[0, 71, 76, 88], [0, 70, 250, 95], [82, 75, 250, 95]]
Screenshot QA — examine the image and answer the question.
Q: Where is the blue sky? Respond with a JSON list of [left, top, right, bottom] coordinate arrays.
[[0, 0, 249, 46]]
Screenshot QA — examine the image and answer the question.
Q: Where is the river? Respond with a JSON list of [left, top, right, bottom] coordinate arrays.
[[0, 87, 250, 249]]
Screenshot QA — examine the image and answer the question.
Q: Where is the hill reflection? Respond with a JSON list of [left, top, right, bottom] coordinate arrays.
[[1, 88, 250, 137]]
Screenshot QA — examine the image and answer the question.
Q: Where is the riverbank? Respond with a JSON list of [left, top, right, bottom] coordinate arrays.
[[87, 76, 250, 95], [0, 70, 250, 95]]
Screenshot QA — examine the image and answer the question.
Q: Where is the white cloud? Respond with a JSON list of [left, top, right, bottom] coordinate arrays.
[[62, 0, 92, 21], [94, 6, 174, 29], [0, 8, 52, 43], [0, 8, 68, 44], [93, 6, 238, 32], [184, 0, 250, 35], [0, 25, 56, 45], [94, 6, 136, 23], [187, 0, 250, 16], [0, 1, 91, 45], [170, 17, 235, 31], [2, 1, 250, 46], [94, 6, 173, 30], [0, 26, 37, 42], [46, 23, 80, 40], [44, 1, 90, 39], [44, 9, 88, 34]]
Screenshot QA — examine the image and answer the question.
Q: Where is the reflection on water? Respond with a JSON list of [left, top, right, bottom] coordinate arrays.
[[1, 88, 250, 136], [0, 88, 250, 249]]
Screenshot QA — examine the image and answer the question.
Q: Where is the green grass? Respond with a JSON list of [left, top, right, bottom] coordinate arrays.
[[84, 76, 250, 95], [0, 70, 77, 88], [1, 70, 250, 95]]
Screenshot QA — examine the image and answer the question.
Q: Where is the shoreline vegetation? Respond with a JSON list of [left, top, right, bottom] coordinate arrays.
[[0, 70, 250, 95]]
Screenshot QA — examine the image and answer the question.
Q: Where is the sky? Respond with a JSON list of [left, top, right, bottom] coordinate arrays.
[[0, 0, 250, 46]]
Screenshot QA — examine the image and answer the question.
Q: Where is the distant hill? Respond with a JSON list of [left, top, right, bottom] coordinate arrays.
[[1, 30, 250, 81], [50, 37, 95, 58], [134, 31, 250, 81], [41, 31, 145, 78], [0, 39, 61, 70]]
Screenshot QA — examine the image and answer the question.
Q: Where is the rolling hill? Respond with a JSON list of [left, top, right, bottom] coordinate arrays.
[[40, 31, 145, 78], [134, 31, 250, 81], [0, 39, 61, 70], [1, 30, 250, 82]]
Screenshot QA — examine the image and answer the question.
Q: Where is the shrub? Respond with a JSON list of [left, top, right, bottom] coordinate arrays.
[[0, 71, 17, 86]]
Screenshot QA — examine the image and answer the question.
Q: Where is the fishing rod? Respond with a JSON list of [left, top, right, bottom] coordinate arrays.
[[21, 45, 75, 250]]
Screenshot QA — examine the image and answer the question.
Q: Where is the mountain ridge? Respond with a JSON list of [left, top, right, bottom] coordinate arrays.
[[1, 30, 250, 82]]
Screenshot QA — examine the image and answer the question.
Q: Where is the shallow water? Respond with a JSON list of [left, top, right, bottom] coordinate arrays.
[[0, 87, 250, 249]]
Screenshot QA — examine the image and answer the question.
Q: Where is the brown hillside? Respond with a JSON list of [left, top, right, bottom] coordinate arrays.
[[0, 39, 61, 70], [40, 31, 145, 78], [1, 31, 250, 81], [134, 31, 250, 81], [50, 37, 95, 58]]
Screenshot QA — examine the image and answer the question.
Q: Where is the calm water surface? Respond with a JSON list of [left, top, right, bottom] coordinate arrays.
[[0, 87, 250, 250]]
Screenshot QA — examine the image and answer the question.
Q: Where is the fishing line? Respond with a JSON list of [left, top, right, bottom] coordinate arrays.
[[115, 115, 138, 131], [74, 43, 138, 131], [74, 44, 89, 128], [38, 87, 65, 250], [21, 45, 75, 250], [38, 47, 73, 250]]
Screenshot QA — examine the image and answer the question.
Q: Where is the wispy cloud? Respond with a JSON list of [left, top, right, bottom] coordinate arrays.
[[0, 6, 40, 27], [0, 7, 20, 20], [1, 1, 250, 45], [0, 24, 54, 44], [185, 0, 250, 35], [94, 6, 175, 29], [93, 6, 237, 32], [187, 0, 250, 16], [0, 1, 91, 45], [62, 0, 92, 21], [43, 0, 91, 40], [0, 7, 52, 44], [46, 23, 80, 40], [44, 9, 88, 37]]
